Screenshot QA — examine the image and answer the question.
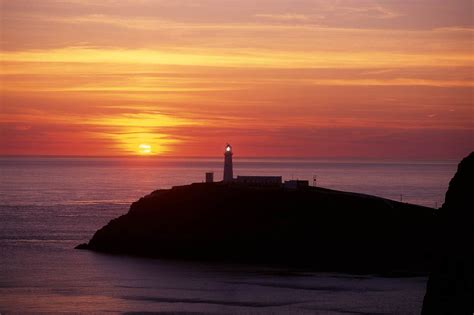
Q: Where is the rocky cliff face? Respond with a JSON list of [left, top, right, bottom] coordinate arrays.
[[77, 184, 434, 273], [422, 152, 473, 314]]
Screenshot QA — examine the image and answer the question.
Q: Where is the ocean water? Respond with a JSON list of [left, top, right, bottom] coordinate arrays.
[[0, 157, 458, 314]]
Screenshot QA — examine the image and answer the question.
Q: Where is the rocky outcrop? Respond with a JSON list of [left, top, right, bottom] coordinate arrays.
[[422, 152, 473, 314], [77, 183, 434, 273]]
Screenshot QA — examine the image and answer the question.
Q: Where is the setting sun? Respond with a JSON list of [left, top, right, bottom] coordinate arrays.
[[138, 144, 152, 155]]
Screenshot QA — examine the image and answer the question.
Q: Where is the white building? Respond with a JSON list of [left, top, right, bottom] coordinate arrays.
[[235, 175, 282, 186]]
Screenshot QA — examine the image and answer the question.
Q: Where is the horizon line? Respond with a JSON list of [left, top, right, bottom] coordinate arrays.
[[0, 154, 460, 163]]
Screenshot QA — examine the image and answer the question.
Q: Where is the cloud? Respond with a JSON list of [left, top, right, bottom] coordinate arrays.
[[254, 13, 316, 22], [15, 125, 32, 131], [2, 47, 472, 70], [329, 3, 402, 20], [254, 2, 401, 25]]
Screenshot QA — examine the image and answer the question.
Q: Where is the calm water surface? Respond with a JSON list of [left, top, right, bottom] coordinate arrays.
[[0, 157, 457, 313]]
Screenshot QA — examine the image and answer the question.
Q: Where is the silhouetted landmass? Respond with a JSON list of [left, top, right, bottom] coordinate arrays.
[[77, 182, 435, 273], [422, 152, 473, 314]]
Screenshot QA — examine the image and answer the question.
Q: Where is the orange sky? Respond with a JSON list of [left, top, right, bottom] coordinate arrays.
[[1, 0, 472, 159]]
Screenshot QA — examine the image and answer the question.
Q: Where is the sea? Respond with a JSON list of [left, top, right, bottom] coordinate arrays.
[[0, 157, 458, 314]]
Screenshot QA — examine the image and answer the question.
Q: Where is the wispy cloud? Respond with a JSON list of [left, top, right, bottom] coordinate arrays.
[[254, 13, 317, 22]]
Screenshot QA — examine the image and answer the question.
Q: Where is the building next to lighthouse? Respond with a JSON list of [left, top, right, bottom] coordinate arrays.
[[235, 175, 282, 187]]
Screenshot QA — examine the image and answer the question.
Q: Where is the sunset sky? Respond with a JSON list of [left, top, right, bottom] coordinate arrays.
[[1, 0, 472, 159]]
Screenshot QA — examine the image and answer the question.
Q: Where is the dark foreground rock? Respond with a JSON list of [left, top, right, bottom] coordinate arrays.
[[422, 152, 473, 314], [77, 181, 435, 272]]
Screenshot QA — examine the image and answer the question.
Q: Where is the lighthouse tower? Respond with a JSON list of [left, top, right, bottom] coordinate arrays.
[[223, 143, 233, 182]]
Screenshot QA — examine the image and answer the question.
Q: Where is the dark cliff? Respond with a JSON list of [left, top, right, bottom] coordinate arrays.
[[77, 183, 434, 272], [422, 152, 473, 314]]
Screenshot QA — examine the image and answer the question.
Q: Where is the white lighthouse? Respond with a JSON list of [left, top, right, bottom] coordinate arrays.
[[223, 143, 233, 182]]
